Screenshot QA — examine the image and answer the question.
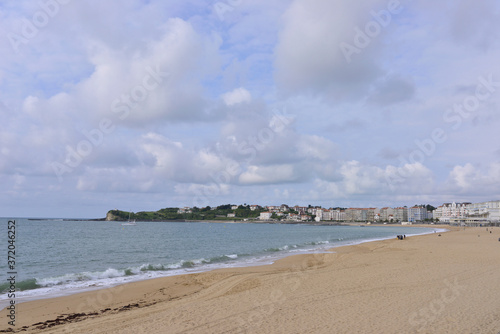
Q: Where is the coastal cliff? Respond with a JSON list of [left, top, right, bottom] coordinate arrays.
[[106, 211, 125, 221]]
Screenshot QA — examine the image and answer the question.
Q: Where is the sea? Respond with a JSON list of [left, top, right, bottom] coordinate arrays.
[[0, 219, 444, 309]]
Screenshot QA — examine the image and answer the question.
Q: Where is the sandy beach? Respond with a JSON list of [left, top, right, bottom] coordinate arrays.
[[2, 226, 500, 334]]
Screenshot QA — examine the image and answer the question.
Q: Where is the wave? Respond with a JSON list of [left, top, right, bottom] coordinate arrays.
[[264, 244, 299, 252], [0, 279, 41, 293], [1, 229, 442, 296], [0, 243, 313, 295], [0, 254, 249, 294], [309, 240, 330, 245]]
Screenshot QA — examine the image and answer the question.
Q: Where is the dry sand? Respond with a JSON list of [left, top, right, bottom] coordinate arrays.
[[2, 226, 500, 334]]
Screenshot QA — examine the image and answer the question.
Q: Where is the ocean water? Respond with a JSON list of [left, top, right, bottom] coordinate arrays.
[[0, 219, 443, 309]]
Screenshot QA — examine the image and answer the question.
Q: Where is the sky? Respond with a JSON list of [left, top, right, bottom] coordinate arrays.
[[1, 0, 499, 218]]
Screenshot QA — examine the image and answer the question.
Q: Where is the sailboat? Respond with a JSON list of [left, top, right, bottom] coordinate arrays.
[[121, 211, 137, 226]]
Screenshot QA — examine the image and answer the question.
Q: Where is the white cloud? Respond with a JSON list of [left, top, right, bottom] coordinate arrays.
[[311, 161, 435, 201], [174, 183, 231, 208], [239, 164, 298, 185], [1, 0, 500, 217], [296, 135, 338, 161], [274, 0, 387, 100], [445, 163, 500, 195], [12, 16, 222, 132], [76, 167, 155, 193], [222, 87, 252, 106]]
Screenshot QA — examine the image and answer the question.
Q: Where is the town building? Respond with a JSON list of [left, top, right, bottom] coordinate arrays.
[[379, 207, 395, 222], [433, 206, 443, 220], [322, 209, 333, 221], [345, 208, 376, 222], [259, 212, 272, 220], [408, 206, 429, 222], [466, 201, 500, 222], [433, 202, 469, 222], [331, 209, 346, 221], [292, 206, 308, 214], [393, 207, 408, 222], [177, 207, 192, 214], [280, 204, 290, 212]]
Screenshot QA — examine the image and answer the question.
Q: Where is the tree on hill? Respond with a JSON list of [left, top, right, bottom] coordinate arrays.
[[413, 204, 437, 212]]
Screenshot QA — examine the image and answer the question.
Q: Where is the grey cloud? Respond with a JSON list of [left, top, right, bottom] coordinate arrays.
[[377, 147, 400, 160], [274, 0, 389, 101], [326, 119, 367, 133], [449, 0, 500, 50], [368, 74, 416, 106]]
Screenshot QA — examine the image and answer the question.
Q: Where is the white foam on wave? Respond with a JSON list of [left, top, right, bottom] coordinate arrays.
[[35, 268, 126, 288], [1, 227, 445, 310]]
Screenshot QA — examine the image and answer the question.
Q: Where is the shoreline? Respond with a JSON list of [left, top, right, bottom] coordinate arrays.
[[27, 216, 452, 227], [0, 225, 445, 312], [3, 226, 491, 333], [0, 224, 447, 311]]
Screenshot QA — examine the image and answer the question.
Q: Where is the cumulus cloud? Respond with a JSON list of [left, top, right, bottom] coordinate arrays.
[[76, 167, 156, 193], [274, 0, 389, 100], [296, 135, 338, 161], [2, 13, 223, 184], [239, 164, 299, 185], [63, 18, 218, 125], [134, 132, 242, 185], [222, 87, 252, 106], [445, 163, 500, 195], [311, 161, 435, 201], [1, 0, 500, 216]]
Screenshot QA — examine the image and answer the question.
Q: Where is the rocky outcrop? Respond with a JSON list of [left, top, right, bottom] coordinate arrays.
[[106, 211, 123, 221]]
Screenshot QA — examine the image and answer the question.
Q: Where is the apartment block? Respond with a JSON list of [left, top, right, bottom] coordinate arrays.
[[259, 212, 272, 220], [393, 207, 408, 222], [379, 207, 395, 222], [345, 208, 376, 222], [408, 206, 429, 222], [466, 201, 500, 222]]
